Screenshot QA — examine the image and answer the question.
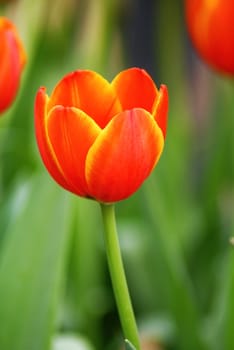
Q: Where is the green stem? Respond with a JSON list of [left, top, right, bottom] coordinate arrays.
[[100, 203, 140, 350]]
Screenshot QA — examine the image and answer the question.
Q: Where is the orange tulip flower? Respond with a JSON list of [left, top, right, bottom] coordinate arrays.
[[185, 0, 234, 76], [35, 68, 168, 203], [0, 17, 26, 114]]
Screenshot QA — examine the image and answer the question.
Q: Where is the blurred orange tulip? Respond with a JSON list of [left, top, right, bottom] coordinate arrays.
[[0, 17, 26, 114], [35, 68, 168, 203], [185, 0, 234, 76]]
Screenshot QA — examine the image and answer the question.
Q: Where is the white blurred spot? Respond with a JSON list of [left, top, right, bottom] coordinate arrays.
[[52, 334, 94, 350]]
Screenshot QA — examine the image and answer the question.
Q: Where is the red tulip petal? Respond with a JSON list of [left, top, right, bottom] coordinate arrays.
[[0, 31, 21, 113], [0, 17, 26, 69], [111, 67, 158, 113], [86, 108, 164, 203], [47, 106, 101, 197], [48, 70, 121, 128], [0, 18, 27, 113], [35, 88, 73, 192], [152, 84, 168, 138], [185, 0, 234, 75]]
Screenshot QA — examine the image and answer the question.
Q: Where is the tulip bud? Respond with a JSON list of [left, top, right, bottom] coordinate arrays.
[[185, 0, 234, 76], [0, 17, 26, 114], [35, 68, 168, 203]]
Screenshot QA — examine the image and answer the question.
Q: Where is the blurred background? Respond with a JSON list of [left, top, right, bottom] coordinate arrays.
[[0, 0, 233, 349]]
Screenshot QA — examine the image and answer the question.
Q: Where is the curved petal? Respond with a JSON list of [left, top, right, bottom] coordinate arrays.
[[47, 106, 101, 197], [48, 70, 122, 128], [111, 67, 158, 113], [86, 108, 164, 203], [152, 84, 168, 138], [35, 88, 73, 192]]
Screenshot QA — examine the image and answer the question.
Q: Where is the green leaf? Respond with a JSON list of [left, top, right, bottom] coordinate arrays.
[[0, 174, 73, 350], [211, 250, 234, 350], [143, 179, 209, 350], [125, 339, 137, 350]]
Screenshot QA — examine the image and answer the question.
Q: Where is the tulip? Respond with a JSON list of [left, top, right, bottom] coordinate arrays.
[[0, 17, 26, 114], [185, 0, 234, 76], [35, 68, 168, 203]]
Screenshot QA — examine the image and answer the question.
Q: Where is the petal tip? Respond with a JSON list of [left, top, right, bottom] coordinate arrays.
[[153, 84, 169, 138]]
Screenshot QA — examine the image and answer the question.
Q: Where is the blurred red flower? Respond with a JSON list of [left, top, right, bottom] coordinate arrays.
[[35, 68, 168, 203], [0, 17, 26, 114], [185, 0, 234, 76]]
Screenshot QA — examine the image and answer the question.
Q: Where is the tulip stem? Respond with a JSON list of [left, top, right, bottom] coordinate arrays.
[[100, 203, 140, 350]]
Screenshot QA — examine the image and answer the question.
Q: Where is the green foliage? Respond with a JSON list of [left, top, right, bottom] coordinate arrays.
[[0, 175, 73, 350], [125, 339, 137, 350]]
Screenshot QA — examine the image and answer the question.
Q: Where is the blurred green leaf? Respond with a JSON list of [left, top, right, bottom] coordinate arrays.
[[0, 174, 73, 350], [221, 250, 234, 350], [125, 339, 136, 350], [210, 249, 234, 350], [143, 180, 209, 350], [66, 198, 107, 347]]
